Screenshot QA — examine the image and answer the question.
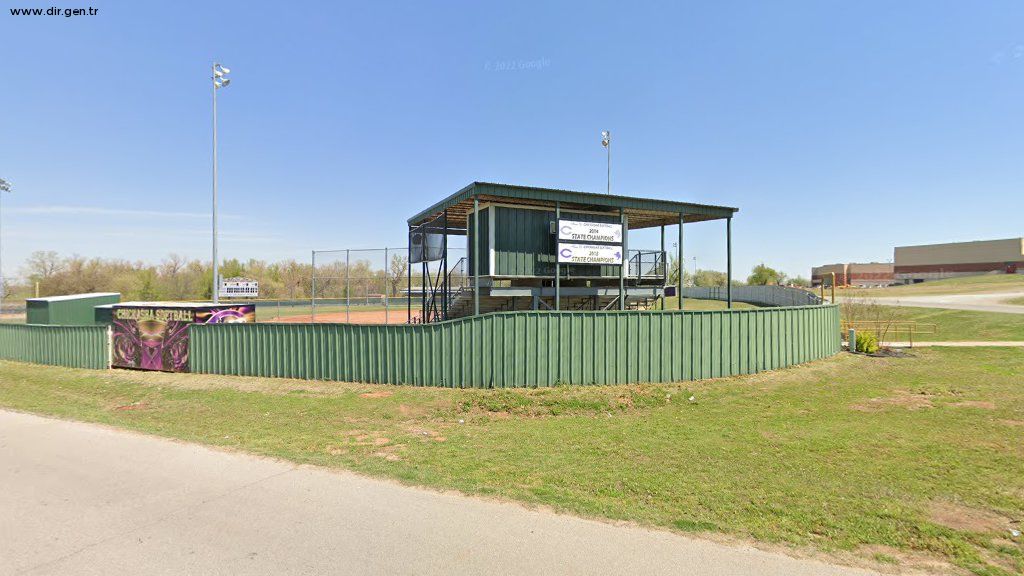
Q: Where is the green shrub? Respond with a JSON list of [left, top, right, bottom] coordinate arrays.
[[855, 331, 880, 354]]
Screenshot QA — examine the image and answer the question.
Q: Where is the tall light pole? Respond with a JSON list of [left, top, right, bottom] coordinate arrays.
[[0, 178, 10, 317], [600, 130, 611, 195], [211, 63, 231, 303], [692, 255, 697, 282]]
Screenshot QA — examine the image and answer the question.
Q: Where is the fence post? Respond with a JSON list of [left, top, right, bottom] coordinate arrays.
[[311, 250, 317, 322], [848, 328, 856, 352], [384, 247, 389, 324]]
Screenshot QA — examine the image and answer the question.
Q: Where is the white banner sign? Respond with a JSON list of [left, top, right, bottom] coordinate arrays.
[[557, 220, 622, 243], [557, 243, 623, 265], [219, 280, 259, 298]]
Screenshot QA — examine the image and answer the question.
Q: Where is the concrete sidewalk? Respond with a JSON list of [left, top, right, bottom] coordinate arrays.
[[0, 410, 877, 576], [883, 341, 1024, 348]]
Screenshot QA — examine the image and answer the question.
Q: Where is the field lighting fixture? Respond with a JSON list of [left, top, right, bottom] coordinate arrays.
[[600, 130, 611, 195], [211, 62, 231, 303], [0, 178, 11, 317]]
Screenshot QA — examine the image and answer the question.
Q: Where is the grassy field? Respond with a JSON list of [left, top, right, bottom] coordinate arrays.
[[854, 306, 1024, 342], [1, 350, 1022, 575], [845, 274, 1024, 298], [660, 297, 759, 310], [256, 303, 392, 321]]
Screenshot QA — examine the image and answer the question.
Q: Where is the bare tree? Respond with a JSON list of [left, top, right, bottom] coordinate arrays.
[[22, 250, 63, 282], [389, 254, 408, 296], [840, 297, 902, 347]]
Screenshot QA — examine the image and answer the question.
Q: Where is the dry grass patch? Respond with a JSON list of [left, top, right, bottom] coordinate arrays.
[[850, 390, 935, 412], [928, 501, 1014, 534]]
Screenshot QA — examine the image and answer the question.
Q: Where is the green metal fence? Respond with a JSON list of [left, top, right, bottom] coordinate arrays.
[[191, 305, 840, 387], [0, 324, 110, 369]]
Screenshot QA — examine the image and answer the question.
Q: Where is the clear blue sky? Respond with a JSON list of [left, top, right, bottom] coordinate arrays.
[[2, 0, 1022, 280]]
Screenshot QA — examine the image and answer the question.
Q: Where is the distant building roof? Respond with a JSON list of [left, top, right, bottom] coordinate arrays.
[[26, 292, 120, 303]]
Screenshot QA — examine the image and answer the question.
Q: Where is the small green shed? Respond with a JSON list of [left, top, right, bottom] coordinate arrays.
[[93, 303, 117, 326], [26, 292, 121, 326]]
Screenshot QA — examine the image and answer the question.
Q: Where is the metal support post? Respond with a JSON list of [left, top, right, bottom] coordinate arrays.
[[619, 208, 627, 310], [660, 225, 665, 310], [726, 216, 733, 309], [473, 196, 480, 316], [407, 228, 412, 324], [555, 201, 560, 310], [678, 214, 684, 310]]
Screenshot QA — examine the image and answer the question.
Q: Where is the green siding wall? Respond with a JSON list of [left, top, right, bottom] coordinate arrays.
[[0, 324, 109, 369], [25, 301, 49, 325], [467, 206, 490, 276], [488, 206, 620, 278], [190, 305, 840, 387]]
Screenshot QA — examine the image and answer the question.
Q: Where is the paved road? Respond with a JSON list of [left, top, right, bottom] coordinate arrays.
[[840, 291, 1024, 314], [0, 410, 876, 576]]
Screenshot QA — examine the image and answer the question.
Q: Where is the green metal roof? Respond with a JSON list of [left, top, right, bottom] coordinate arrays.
[[408, 182, 738, 229]]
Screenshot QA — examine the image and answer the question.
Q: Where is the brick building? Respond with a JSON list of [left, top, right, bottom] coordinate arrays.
[[894, 238, 1024, 283], [811, 262, 894, 288]]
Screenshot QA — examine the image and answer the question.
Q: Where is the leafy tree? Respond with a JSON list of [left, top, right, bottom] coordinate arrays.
[[666, 255, 693, 287], [693, 269, 728, 287], [788, 276, 811, 288], [747, 263, 784, 286]]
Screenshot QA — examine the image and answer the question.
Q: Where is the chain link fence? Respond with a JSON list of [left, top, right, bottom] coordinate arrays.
[[304, 246, 466, 324]]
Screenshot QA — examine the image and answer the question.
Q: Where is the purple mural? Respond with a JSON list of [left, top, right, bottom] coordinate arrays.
[[112, 305, 254, 372]]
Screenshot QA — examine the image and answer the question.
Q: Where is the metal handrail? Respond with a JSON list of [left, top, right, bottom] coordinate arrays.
[[627, 249, 666, 281], [841, 320, 937, 347], [446, 257, 468, 290]]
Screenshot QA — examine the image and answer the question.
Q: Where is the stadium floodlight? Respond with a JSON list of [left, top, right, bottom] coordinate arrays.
[[211, 63, 232, 303], [600, 130, 611, 195], [0, 178, 11, 318]]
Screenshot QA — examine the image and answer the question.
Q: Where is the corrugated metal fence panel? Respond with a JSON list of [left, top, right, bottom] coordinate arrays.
[[190, 306, 840, 388], [683, 286, 823, 307], [0, 324, 109, 369]]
